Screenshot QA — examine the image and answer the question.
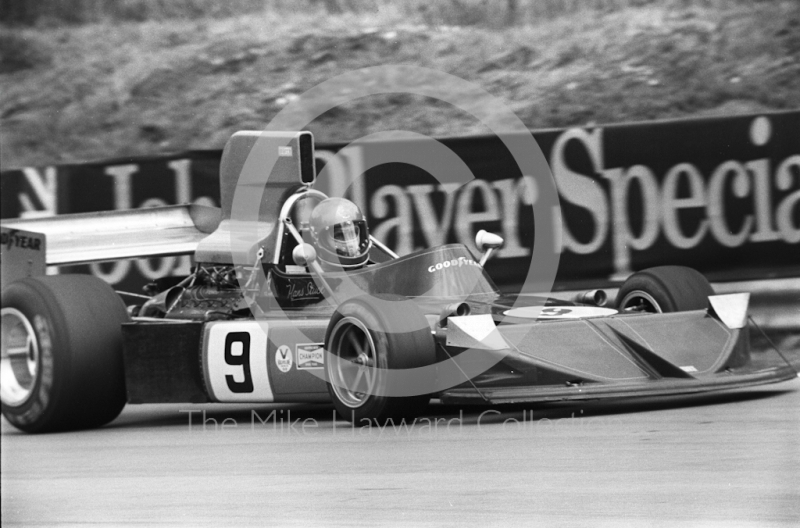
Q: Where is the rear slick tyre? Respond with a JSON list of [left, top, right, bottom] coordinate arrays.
[[1, 275, 129, 433]]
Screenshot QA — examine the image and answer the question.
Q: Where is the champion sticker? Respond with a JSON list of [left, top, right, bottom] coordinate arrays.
[[275, 345, 293, 373], [297, 343, 324, 370]]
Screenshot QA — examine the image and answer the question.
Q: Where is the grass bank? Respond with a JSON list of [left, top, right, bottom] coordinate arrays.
[[1, 0, 798, 168]]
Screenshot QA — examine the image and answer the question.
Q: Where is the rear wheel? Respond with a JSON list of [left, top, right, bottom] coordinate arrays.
[[1, 275, 129, 433], [616, 266, 714, 314], [325, 295, 435, 424]]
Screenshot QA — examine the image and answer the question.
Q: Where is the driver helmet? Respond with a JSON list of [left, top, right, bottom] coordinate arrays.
[[308, 197, 371, 270]]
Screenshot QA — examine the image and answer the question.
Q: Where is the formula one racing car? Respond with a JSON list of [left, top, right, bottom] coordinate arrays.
[[1, 131, 795, 433]]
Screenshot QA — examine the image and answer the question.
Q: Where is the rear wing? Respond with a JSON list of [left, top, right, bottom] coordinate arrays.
[[1, 204, 221, 285], [1, 130, 315, 286]]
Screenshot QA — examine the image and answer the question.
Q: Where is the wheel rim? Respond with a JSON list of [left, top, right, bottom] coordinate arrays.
[[328, 316, 378, 408], [1, 308, 39, 407], [619, 290, 663, 313]]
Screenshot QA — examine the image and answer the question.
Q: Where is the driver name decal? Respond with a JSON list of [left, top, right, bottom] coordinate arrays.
[[287, 280, 322, 301]]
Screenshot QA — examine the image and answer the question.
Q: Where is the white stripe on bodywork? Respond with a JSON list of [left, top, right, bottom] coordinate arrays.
[[203, 321, 274, 403]]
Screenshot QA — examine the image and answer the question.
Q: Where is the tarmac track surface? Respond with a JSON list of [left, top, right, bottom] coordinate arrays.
[[2, 377, 799, 527]]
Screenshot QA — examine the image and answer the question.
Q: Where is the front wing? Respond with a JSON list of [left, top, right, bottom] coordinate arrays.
[[440, 367, 795, 405], [440, 309, 796, 405]]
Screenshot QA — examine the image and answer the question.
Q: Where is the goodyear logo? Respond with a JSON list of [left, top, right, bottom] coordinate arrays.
[[1, 229, 43, 252], [428, 256, 480, 273]]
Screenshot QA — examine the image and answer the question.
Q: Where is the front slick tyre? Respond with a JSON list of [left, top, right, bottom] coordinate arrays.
[[325, 295, 435, 425], [1, 275, 129, 433], [616, 265, 714, 313]]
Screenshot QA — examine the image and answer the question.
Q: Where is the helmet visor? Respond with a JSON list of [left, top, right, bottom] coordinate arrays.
[[332, 222, 362, 257]]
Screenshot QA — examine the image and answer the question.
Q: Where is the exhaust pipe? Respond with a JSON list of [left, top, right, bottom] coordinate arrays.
[[438, 302, 471, 327], [574, 289, 607, 307]]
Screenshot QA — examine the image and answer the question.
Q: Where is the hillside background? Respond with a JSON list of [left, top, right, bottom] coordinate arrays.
[[1, 0, 799, 169]]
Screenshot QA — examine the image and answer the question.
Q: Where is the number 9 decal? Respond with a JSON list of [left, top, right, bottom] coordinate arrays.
[[204, 322, 274, 402], [541, 308, 573, 317], [224, 332, 254, 393], [503, 306, 618, 319]]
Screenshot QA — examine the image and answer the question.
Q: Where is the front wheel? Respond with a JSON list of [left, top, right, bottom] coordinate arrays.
[[1, 275, 129, 433], [616, 266, 714, 314], [325, 295, 435, 424]]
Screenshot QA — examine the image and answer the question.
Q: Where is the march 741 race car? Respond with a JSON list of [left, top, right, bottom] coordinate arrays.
[[1, 131, 796, 433]]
